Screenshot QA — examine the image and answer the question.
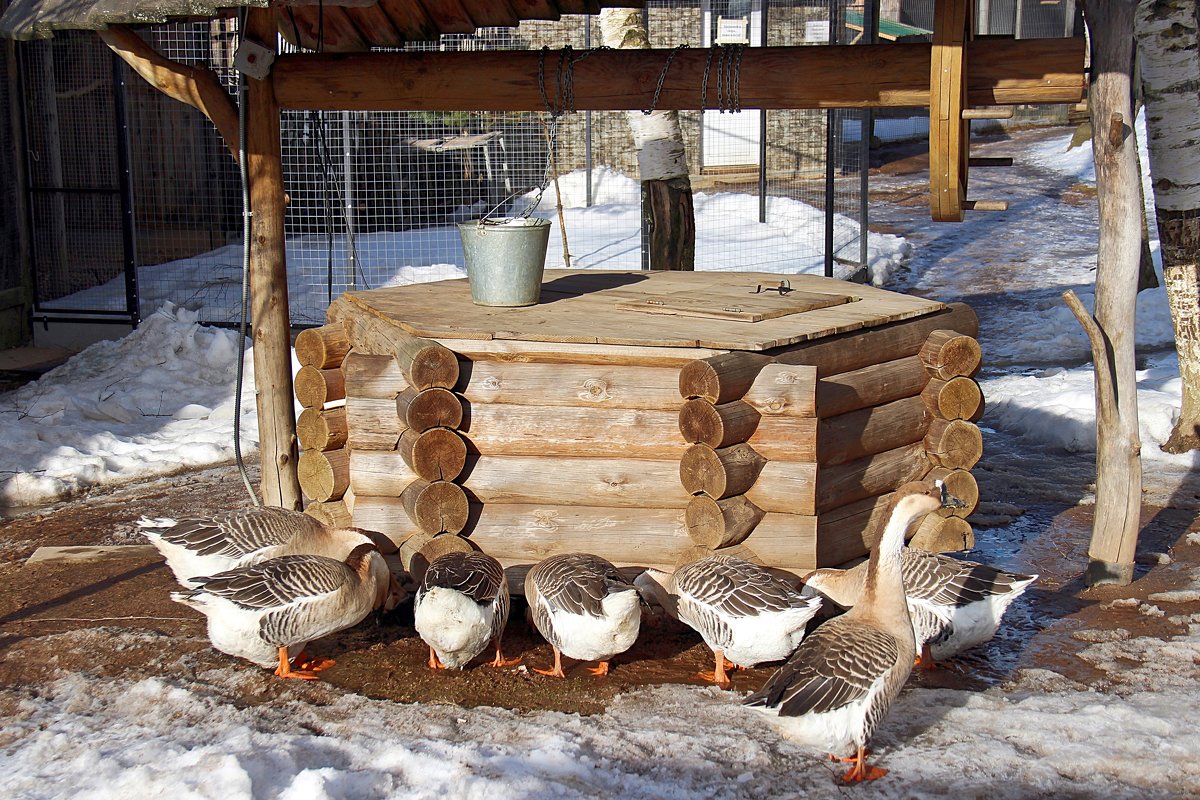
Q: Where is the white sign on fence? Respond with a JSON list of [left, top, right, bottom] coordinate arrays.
[[805, 20, 830, 43]]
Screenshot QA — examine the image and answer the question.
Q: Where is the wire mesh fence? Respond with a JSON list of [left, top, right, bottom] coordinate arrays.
[[10, 0, 1079, 330]]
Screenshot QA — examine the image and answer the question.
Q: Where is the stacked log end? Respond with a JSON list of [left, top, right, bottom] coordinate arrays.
[[295, 323, 352, 526], [315, 302, 473, 570], [677, 358, 819, 570]]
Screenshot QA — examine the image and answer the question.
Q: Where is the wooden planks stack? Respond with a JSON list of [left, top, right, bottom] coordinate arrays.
[[676, 301, 984, 573], [303, 289, 984, 584]]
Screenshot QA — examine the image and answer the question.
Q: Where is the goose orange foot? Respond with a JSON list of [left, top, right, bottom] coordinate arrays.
[[292, 650, 335, 672], [586, 661, 611, 677], [428, 648, 448, 670], [489, 641, 522, 668], [533, 649, 567, 678], [835, 747, 887, 783], [699, 651, 736, 688], [275, 647, 320, 680]]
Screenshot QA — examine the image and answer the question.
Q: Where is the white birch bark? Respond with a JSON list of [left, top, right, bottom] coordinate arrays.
[[1135, 0, 1200, 452], [597, 9, 689, 182]]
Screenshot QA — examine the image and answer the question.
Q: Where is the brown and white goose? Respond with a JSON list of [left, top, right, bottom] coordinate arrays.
[[636, 556, 822, 688], [414, 550, 519, 670], [743, 480, 963, 782], [525, 553, 642, 678], [171, 542, 401, 679], [804, 550, 1037, 668], [139, 506, 378, 588]]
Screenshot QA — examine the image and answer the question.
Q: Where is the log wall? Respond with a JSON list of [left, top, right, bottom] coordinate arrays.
[[301, 302, 984, 583]]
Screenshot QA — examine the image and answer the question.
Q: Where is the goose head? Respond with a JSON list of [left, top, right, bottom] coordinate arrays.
[[889, 479, 966, 535]]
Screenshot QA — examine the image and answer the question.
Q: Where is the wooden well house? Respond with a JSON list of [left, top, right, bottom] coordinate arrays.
[[1, 0, 1086, 581], [295, 269, 985, 578]]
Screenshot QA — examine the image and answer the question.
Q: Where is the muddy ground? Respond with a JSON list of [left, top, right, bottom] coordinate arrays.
[[1, 452, 1198, 715]]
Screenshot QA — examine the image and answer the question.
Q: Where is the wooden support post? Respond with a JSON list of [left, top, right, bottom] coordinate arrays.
[[100, 26, 241, 164], [1070, 0, 1143, 586], [246, 6, 301, 509]]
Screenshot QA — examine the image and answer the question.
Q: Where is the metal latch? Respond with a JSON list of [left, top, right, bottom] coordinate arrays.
[[750, 279, 792, 295]]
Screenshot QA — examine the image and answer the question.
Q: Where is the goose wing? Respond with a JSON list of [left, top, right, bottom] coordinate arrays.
[[676, 556, 811, 617], [903, 551, 1037, 607], [147, 507, 322, 559], [534, 554, 631, 618], [422, 552, 505, 605], [743, 618, 899, 717], [190, 554, 353, 611]]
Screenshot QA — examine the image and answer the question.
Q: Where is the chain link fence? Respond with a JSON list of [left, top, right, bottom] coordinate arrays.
[[14, 0, 1068, 331]]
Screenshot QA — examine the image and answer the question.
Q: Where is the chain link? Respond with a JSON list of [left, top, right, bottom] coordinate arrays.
[[643, 44, 688, 115]]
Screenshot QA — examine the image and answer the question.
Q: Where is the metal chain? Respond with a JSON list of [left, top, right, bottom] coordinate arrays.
[[729, 43, 744, 113], [643, 44, 688, 115], [701, 44, 716, 111]]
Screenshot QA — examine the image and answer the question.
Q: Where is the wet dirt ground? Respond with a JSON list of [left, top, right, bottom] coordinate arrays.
[[1, 451, 1197, 715]]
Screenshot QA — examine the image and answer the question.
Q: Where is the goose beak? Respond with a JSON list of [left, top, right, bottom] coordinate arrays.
[[940, 484, 968, 510]]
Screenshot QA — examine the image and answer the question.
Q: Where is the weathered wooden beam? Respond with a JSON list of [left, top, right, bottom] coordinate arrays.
[[271, 38, 1084, 112], [245, 8, 301, 509], [100, 26, 240, 164]]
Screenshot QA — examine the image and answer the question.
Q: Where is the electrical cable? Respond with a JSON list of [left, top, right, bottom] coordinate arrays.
[[234, 6, 261, 506]]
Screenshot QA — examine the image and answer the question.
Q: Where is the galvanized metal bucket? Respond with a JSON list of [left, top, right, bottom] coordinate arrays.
[[457, 217, 552, 307]]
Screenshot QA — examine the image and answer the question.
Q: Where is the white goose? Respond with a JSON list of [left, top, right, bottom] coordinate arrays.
[[525, 553, 642, 678], [414, 550, 519, 670], [744, 480, 963, 783], [804, 549, 1037, 668], [636, 555, 822, 688], [140, 506, 377, 588], [171, 542, 401, 679]]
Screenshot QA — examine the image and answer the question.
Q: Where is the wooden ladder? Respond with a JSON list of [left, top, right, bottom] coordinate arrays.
[[929, 0, 1013, 221]]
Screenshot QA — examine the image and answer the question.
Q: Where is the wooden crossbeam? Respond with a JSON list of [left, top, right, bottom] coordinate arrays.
[[271, 37, 1085, 112]]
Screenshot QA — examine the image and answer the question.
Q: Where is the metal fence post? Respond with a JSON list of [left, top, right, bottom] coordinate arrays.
[[111, 51, 140, 326]]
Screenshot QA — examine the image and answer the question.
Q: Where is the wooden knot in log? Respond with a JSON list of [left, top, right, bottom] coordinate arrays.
[[679, 442, 767, 499], [742, 363, 817, 417]]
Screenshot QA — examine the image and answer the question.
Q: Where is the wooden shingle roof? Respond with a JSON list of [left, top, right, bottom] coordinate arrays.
[[0, 0, 643, 45]]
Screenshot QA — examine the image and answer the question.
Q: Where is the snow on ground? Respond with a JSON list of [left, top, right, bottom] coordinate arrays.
[[3, 615, 1200, 799]]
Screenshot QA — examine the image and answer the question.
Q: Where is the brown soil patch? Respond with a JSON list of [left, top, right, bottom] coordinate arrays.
[[2, 464, 1199, 715]]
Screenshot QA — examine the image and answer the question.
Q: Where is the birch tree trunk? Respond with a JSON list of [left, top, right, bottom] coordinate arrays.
[[1135, 0, 1200, 453], [598, 9, 696, 271], [1076, 0, 1143, 586]]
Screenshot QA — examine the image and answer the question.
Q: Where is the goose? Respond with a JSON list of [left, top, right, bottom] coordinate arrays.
[[414, 551, 519, 670], [635, 556, 822, 688], [171, 542, 401, 679], [804, 550, 1037, 668], [524, 553, 642, 678], [139, 506, 378, 588], [743, 480, 964, 782]]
